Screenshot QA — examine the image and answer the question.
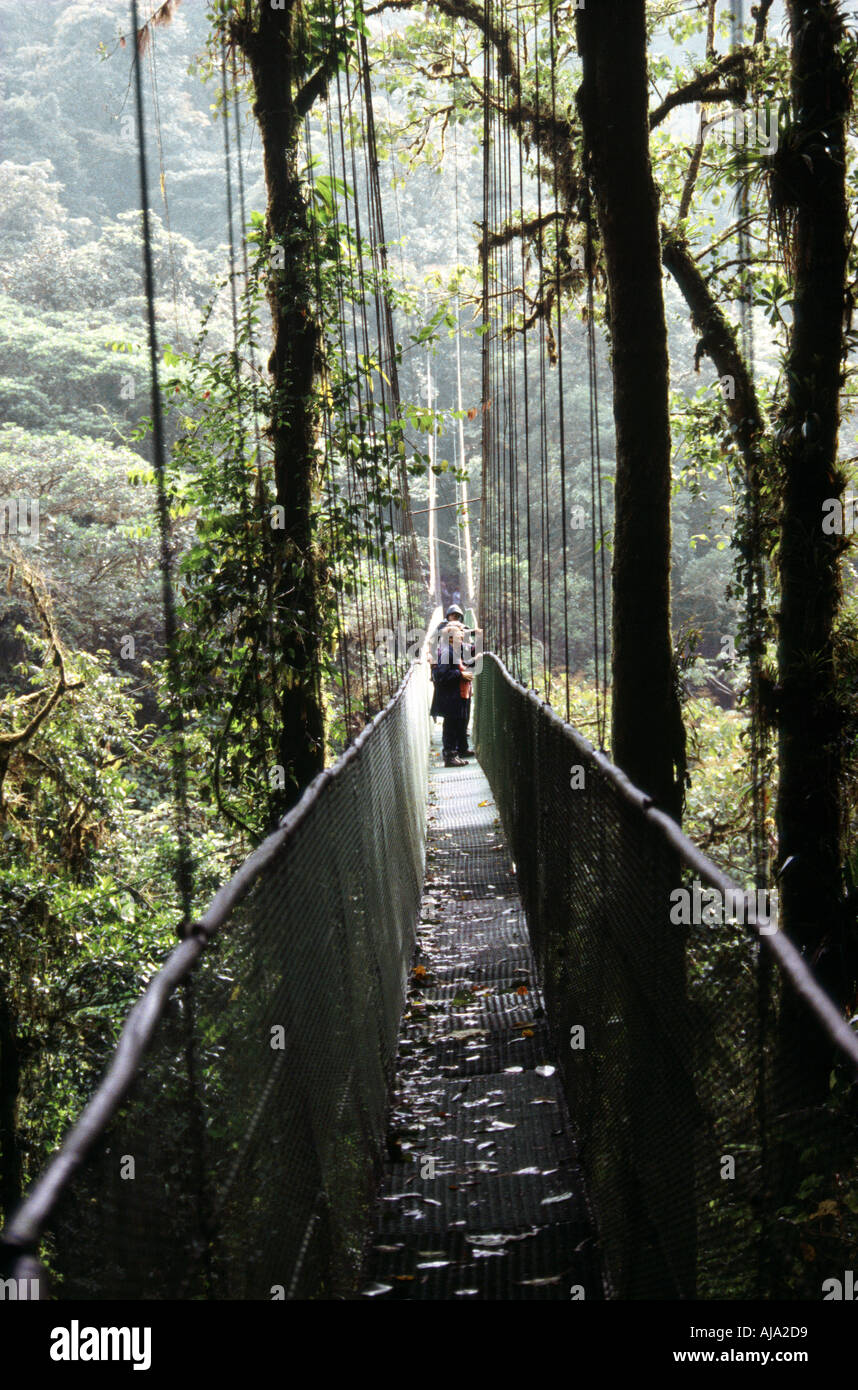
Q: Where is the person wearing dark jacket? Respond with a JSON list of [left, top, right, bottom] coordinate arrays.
[[430, 607, 475, 767]]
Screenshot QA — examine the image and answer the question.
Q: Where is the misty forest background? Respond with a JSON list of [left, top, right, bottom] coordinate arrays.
[[2, 0, 858, 1248]]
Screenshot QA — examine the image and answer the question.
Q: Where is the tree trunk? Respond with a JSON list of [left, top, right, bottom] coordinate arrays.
[[575, 0, 694, 1297], [235, 2, 328, 813], [775, 0, 850, 1097], [0, 983, 22, 1225], [576, 0, 684, 821]]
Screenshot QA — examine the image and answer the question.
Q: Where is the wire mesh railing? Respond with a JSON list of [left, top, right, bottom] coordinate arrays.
[[0, 648, 433, 1300], [475, 652, 858, 1300]]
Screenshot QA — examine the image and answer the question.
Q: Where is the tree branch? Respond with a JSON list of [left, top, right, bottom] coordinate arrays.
[[649, 51, 747, 128], [661, 228, 766, 473], [295, 38, 350, 119], [0, 560, 82, 758], [367, 0, 573, 148], [368, 0, 516, 81], [481, 209, 565, 256], [754, 0, 776, 45]]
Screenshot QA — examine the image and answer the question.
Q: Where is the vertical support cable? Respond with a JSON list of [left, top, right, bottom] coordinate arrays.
[[130, 0, 193, 926], [479, 0, 492, 643], [130, 0, 211, 1296], [548, 0, 571, 722]]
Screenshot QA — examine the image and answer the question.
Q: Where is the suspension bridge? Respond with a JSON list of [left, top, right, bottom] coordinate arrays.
[[2, 0, 858, 1303], [3, 623, 858, 1300]]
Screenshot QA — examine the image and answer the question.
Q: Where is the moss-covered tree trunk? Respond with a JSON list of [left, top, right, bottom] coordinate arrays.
[[575, 0, 684, 822], [775, 0, 850, 1096], [234, 1, 328, 813]]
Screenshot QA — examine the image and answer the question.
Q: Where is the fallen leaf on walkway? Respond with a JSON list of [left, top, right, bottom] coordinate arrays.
[[466, 1232, 535, 1246]]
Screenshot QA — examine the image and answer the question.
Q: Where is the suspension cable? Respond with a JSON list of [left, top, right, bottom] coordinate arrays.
[[219, 38, 275, 829], [131, 0, 193, 926], [547, 0, 571, 722]]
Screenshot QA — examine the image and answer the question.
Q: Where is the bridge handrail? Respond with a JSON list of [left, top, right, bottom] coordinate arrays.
[[485, 653, 858, 1072], [1, 615, 440, 1280], [475, 650, 858, 1299]]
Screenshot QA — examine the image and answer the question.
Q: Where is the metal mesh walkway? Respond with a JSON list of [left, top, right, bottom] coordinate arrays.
[[362, 726, 599, 1300]]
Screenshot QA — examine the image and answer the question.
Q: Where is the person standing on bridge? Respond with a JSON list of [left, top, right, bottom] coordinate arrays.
[[430, 604, 476, 767]]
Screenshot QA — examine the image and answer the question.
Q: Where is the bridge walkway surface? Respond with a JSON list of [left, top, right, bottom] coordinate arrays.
[[362, 727, 601, 1300]]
